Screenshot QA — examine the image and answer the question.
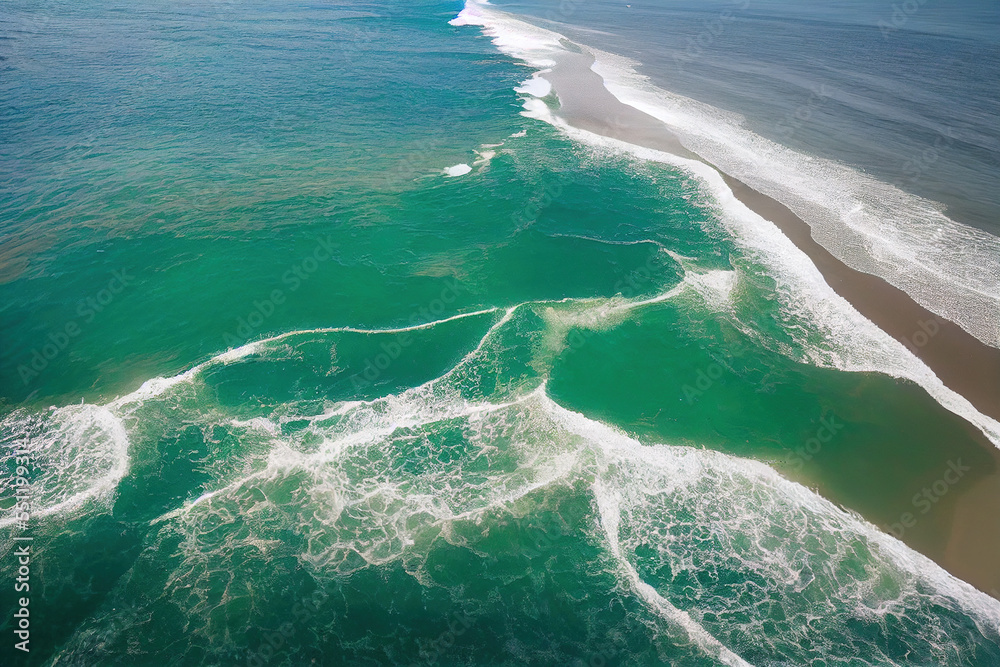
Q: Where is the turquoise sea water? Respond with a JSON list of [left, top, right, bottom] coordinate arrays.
[[2, 0, 1000, 664], [492, 0, 1000, 349]]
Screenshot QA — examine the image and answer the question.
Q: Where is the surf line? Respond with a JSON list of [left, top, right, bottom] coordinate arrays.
[[460, 7, 1000, 426], [106, 307, 503, 410]]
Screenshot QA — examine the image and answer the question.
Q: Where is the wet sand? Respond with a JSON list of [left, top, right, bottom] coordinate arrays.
[[543, 49, 1000, 598]]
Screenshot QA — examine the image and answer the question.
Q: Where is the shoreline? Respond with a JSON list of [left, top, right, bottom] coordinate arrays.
[[544, 50, 1000, 425], [542, 49, 1000, 598]]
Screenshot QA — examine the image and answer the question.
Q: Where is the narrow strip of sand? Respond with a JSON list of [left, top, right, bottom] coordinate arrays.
[[542, 49, 1000, 598], [545, 50, 1000, 425]]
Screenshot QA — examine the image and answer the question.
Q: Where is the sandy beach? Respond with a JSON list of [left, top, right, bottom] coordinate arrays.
[[543, 49, 1000, 598]]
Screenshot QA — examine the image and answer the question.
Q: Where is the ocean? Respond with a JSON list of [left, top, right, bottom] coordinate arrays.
[[1, 0, 999, 664]]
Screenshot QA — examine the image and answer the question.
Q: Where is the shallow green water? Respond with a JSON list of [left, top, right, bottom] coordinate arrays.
[[1, 0, 999, 664]]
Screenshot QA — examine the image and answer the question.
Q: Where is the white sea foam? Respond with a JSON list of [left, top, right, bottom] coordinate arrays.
[[455, 0, 1000, 348], [448, 0, 1000, 452], [2, 308, 505, 530], [473, 149, 496, 165], [229, 416, 280, 436], [450, 1, 562, 69], [136, 366, 1000, 663], [37, 300, 1000, 662], [592, 477, 752, 666], [444, 163, 473, 177], [514, 73, 552, 98], [541, 393, 1000, 659], [25, 5, 1000, 659], [0, 404, 130, 527], [683, 268, 738, 311], [589, 52, 1000, 348]]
